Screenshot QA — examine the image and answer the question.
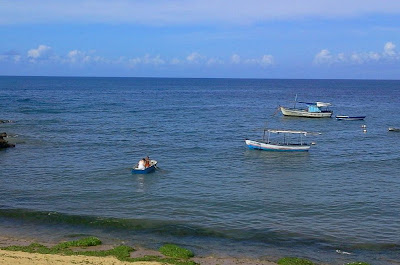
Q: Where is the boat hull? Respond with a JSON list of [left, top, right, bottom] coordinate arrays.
[[280, 106, 332, 118], [132, 165, 156, 174], [336, 116, 366, 121], [388, 127, 400, 132], [245, 139, 310, 152]]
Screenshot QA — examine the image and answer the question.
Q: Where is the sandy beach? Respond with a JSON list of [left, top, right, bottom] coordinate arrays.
[[0, 249, 279, 265], [0, 235, 278, 265], [0, 250, 162, 265]]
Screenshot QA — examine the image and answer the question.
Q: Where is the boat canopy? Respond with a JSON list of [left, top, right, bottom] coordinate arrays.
[[298, 101, 331, 107], [266, 129, 321, 135], [316, 102, 331, 107]]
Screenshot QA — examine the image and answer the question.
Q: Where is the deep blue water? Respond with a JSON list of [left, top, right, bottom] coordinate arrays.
[[1, 76, 400, 264]]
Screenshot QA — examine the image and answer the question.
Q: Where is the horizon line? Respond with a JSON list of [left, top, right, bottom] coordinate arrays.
[[1, 74, 399, 82]]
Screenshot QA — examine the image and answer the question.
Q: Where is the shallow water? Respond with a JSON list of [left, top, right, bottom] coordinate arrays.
[[1, 77, 400, 264]]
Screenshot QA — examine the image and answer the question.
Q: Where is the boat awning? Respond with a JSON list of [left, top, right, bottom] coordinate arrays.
[[316, 102, 331, 107], [266, 129, 321, 135], [298, 101, 331, 107]]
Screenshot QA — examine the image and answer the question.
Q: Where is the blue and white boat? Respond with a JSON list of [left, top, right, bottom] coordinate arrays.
[[245, 129, 320, 152], [280, 101, 333, 118], [132, 160, 158, 174], [388, 127, 400, 132], [335, 115, 366, 121]]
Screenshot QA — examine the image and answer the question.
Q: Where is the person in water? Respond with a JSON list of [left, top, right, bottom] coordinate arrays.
[[137, 158, 146, 170]]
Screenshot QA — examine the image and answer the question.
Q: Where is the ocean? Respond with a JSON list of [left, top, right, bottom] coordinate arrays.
[[1, 76, 399, 264]]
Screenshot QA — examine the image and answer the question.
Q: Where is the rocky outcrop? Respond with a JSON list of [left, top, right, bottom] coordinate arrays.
[[0, 132, 15, 148]]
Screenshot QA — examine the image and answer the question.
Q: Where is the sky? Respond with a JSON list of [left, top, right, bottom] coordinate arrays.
[[1, 0, 400, 79]]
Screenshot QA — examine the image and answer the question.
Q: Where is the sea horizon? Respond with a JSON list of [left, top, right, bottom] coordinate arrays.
[[1, 75, 400, 82]]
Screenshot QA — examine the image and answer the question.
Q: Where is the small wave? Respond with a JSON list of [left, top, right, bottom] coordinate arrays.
[[5, 134, 18, 138], [336, 249, 352, 255], [350, 243, 400, 251], [2, 207, 398, 254], [19, 108, 64, 114], [0, 208, 353, 250], [0, 208, 225, 238]]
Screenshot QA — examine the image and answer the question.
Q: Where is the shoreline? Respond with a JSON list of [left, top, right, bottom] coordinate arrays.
[[0, 235, 279, 265], [0, 219, 383, 265]]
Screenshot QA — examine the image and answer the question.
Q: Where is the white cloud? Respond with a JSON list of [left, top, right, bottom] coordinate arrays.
[[143, 54, 165, 65], [0, 51, 21, 63], [183, 52, 272, 66], [231, 54, 241, 64], [67, 50, 89, 63], [244, 54, 274, 66], [260, 55, 274, 66], [13, 55, 21, 62], [64, 49, 107, 64], [27, 45, 53, 60], [337, 53, 346, 62], [313, 49, 333, 64], [23, 46, 109, 65], [170, 58, 181, 65], [383, 42, 396, 57], [314, 42, 398, 65], [2, 1, 400, 25], [184, 52, 224, 65], [207, 58, 224, 65], [186, 52, 205, 64], [3, 45, 276, 69], [129, 57, 142, 66], [128, 54, 165, 67]]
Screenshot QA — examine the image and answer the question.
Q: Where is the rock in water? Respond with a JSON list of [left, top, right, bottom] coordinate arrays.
[[0, 132, 15, 148]]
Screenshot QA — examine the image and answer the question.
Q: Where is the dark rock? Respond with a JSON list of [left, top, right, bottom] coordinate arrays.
[[0, 132, 15, 148]]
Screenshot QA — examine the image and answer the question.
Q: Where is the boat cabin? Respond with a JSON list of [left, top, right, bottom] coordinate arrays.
[[300, 102, 332, 113]]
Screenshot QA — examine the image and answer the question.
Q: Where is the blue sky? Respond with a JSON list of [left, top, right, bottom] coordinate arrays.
[[1, 0, 400, 79]]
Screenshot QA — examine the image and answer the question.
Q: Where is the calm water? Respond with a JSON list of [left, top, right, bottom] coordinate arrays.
[[1, 77, 400, 264]]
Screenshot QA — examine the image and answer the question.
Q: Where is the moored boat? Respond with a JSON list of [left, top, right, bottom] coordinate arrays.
[[245, 129, 320, 152], [132, 160, 158, 174], [336, 115, 366, 121], [388, 127, 400, 132], [280, 101, 333, 118]]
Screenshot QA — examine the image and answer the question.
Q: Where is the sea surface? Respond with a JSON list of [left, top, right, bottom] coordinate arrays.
[[1, 76, 399, 264]]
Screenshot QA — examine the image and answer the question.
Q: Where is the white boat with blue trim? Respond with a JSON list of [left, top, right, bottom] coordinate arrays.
[[280, 101, 333, 118], [245, 129, 320, 152]]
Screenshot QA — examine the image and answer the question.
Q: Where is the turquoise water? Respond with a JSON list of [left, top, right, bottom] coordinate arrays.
[[1, 77, 400, 264]]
